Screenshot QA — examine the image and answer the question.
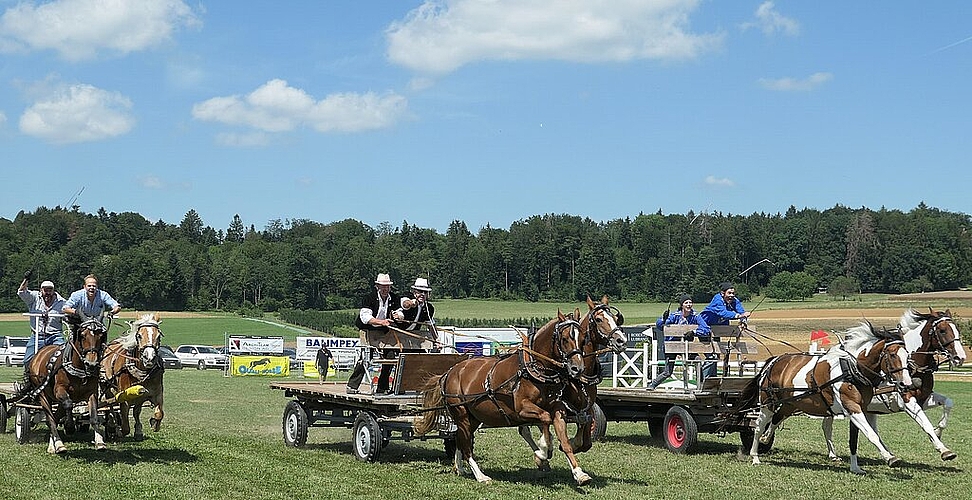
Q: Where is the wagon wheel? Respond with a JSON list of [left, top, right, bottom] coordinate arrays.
[[590, 403, 607, 442], [646, 418, 664, 441], [352, 411, 382, 462], [662, 406, 698, 454], [0, 397, 8, 434], [282, 400, 308, 448], [739, 428, 774, 454], [15, 406, 31, 444]]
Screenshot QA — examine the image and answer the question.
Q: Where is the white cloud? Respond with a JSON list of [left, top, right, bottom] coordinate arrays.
[[139, 175, 164, 189], [192, 79, 408, 137], [19, 83, 135, 143], [704, 176, 734, 187], [742, 1, 799, 37], [386, 0, 723, 75], [0, 0, 201, 61], [0, 111, 6, 125], [215, 132, 270, 148], [759, 72, 832, 91]]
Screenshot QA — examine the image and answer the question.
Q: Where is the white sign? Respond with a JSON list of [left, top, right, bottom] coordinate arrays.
[[297, 336, 359, 359], [228, 336, 284, 354]]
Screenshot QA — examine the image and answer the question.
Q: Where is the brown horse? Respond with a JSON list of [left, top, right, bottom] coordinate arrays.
[[415, 310, 587, 484], [101, 312, 165, 439], [518, 296, 625, 481], [738, 322, 913, 474], [823, 308, 966, 462], [21, 313, 109, 453]]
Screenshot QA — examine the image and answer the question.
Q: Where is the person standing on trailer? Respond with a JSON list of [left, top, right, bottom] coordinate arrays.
[[346, 273, 403, 395], [17, 271, 66, 370]]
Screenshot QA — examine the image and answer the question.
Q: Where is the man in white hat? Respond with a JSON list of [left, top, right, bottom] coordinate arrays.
[[396, 278, 436, 345], [17, 271, 67, 370], [347, 273, 402, 394]]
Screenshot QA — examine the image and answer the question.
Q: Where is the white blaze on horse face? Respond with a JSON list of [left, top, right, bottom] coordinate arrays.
[[947, 322, 966, 364], [893, 347, 913, 387]]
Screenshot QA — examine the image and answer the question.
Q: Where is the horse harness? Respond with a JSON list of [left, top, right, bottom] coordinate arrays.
[[17, 319, 107, 402], [437, 318, 584, 426]]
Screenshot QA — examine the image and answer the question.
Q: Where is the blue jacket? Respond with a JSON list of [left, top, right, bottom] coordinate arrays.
[[699, 294, 746, 328], [655, 309, 711, 339]]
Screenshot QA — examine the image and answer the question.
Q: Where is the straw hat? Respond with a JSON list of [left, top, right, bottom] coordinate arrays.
[[374, 273, 394, 285]]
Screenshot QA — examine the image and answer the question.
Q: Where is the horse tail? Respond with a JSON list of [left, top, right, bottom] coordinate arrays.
[[413, 374, 445, 436]]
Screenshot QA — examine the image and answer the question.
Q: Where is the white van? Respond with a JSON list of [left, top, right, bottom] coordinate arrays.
[[0, 336, 29, 366]]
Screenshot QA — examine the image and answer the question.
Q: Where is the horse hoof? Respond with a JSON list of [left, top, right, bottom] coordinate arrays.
[[576, 473, 592, 486], [134, 433, 145, 441], [887, 456, 902, 468], [830, 456, 843, 463], [55, 445, 68, 454], [96, 443, 107, 451], [942, 450, 957, 461], [851, 468, 866, 476]]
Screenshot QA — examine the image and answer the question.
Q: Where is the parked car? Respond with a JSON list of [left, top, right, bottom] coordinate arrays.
[[174, 344, 228, 370], [282, 347, 301, 370], [0, 336, 29, 367], [158, 345, 183, 370]]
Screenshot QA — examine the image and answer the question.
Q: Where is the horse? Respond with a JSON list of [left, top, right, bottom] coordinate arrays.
[[517, 295, 625, 479], [414, 310, 587, 484], [737, 322, 913, 474], [101, 312, 165, 440], [21, 312, 109, 453], [822, 308, 966, 462]]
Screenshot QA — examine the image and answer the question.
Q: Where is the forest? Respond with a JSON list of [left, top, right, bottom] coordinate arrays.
[[1, 202, 970, 313]]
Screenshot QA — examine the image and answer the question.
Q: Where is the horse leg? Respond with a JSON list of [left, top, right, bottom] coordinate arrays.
[[821, 416, 841, 461], [848, 421, 863, 474], [750, 408, 774, 465], [903, 396, 955, 460], [42, 396, 66, 454], [89, 393, 106, 451], [925, 392, 952, 440], [553, 409, 591, 486], [845, 411, 899, 471], [132, 402, 145, 440], [452, 410, 490, 483], [149, 392, 164, 432], [517, 425, 551, 472], [54, 386, 75, 435]]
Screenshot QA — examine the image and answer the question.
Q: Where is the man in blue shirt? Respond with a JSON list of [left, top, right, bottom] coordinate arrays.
[[697, 282, 750, 380], [62, 274, 121, 319]]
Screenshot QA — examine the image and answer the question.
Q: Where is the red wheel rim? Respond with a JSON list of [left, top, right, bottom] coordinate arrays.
[[667, 415, 685, 447]]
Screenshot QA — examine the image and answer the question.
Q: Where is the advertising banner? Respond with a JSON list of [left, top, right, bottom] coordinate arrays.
[[302, 360, 336, 378], [297, 336, 358, 370], [228, 336, 285, 354], [230, 355, 290, 376]]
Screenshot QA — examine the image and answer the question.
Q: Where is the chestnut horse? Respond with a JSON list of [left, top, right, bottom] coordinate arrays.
[[21, 313, 109, 453], [822, 308, 966, 463], [518, 296, 625, 482], [738, 323, 913, 474], [414, 310, 587, 484], [101, 312, 166, 439]]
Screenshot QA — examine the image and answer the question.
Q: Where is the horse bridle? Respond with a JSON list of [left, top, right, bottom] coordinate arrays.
[[909, 315, 963, 372], [521, 318, 585, 384], [584, 304, 626, 356]]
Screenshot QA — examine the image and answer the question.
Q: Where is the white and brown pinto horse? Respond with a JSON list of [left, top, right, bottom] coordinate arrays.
[[22, 313, 109, 453], [517, 296, 626, 483], [101, 312, 166, 439], [822, 308, 966, 463], [414, 310, 587, 484], [739, 323, 913, 474]]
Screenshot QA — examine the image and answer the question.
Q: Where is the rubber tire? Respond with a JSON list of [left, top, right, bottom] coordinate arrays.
[[15, 406, 31, 444], [0, 398, 8, 434], [739, 428, 775, 454], [352, 411, 382, 462], [197, 360, 206, 370], [5, 356, 11, 367], [282, 400, 308, 448], [646, 418, 664, 441], [662, 406, 698, 454], [590, 403, 607, 442]]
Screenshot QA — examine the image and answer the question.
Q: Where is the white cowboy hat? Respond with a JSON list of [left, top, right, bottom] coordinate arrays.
[[411, 277, 432, 292], [374, 273, 394, 285], [40, 280, 55, 289]]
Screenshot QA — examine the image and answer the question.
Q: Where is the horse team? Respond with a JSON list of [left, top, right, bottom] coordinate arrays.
[[16, 312, 165, 454], [10, 303, 967, 485]]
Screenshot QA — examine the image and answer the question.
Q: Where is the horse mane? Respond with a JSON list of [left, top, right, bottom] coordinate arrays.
[[116, 313, 159, 349], [839, 321, 881, 352]]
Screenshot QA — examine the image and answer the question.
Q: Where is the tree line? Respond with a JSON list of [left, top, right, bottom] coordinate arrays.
[[1, 202, 970, 313]]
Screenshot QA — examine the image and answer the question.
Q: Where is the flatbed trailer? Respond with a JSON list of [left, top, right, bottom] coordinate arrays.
[[594, 376, 767, 454], [269, 352, 470, 462]]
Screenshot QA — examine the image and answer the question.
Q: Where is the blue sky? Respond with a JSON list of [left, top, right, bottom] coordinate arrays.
[[2, 1, 970, 234]]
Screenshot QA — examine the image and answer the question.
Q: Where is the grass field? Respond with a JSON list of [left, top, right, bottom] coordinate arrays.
[[0, 298, 970, 499]]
